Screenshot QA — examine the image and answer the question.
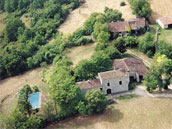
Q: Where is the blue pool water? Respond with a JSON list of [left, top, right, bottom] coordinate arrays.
[[28, 92, 41, 109]]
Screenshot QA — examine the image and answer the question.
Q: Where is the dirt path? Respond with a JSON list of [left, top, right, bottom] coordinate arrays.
[[58, 0, 135, 34]]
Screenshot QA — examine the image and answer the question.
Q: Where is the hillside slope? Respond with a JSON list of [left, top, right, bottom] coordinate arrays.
[[59, 0, 135, 34]]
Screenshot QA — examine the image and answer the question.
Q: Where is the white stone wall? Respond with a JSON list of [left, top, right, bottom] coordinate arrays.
[[156, 19, 168, 29], [101, 75, 129, 94]]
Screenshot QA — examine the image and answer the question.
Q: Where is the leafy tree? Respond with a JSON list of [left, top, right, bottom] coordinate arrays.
[[139, 32, 155, 57], [92, 22, 109, 40], [129, 0, 152, 20], [104, 46, 122, 59], [104, 7, 123, 22], [4, 18, 25, 42], [85, 90, 108, 115], [113, 37, 126, 53], [125, 36, 139, 48], [6, 109, 41, 129], [83, 13, 100, 35], [145, 55, 172, 92], [45, 60, 83, 116], [158, 41, 172, 59], [97, 31, 110, 44], [74, 51, 112, 81]]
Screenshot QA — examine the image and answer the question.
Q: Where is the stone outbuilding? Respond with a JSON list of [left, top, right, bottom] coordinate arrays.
[[108, 18, 148, 38], [156, 16, 172, 29], [113, 58, 149, 83]]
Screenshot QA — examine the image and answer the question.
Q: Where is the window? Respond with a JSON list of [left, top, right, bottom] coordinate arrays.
[[107, 83, 110, 86], [119, 81, 122, 85], [100, 88, 102, 91]]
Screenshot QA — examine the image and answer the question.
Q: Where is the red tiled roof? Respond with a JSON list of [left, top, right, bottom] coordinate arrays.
[[76, 79, 102, 90], [113, 58, 149, 75], [99, 70, 126, 80], [108, 18, 147, 33], [113, 59, 128, 73], [158, 16, 172, 25], [108, 21, 129, 33]]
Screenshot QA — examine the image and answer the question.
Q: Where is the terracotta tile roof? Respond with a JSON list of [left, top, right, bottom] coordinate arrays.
[[99, 70, 126, 80], [108, 21, 129, 33], [158, 16, 172, 25], [76, 79, 102, 90], [123, 58, 149, 75], [113, 59, 128, 73], [108, 18, 147, 33], [113, 58, 149, 75]]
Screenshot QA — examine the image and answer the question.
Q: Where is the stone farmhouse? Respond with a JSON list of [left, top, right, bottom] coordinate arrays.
[[156, 16, 172, 29], [108, 18, 148, 38], [76, 58, 149, 94]]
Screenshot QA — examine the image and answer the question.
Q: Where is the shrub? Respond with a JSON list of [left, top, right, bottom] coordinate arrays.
[[120, 2, 126, 6], [113, 37, 126, 53], [84, 90, 108, 115], [129, 83, 136, 90], [125, 36, 139, 48]]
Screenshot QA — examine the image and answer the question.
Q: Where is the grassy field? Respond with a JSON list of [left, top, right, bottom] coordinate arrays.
[[159, 28, 172, 44], [148, 0, 172, 22], [0, 12, 6, 32], [65, 43, 96, 66], [58, 0, 135, 34], [46, 97, 172, 129]]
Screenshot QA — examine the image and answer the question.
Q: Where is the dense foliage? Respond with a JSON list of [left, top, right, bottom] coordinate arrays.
[[77, 90, 108, 115], [139, 32, 155, 57], [144, 55, 172, 92], [104, 7, 123, 23], [0, 0, 81, 79], [129, 0, 152, 20]]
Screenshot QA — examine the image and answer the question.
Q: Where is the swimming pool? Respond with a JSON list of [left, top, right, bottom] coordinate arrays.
[[28, 92, 41, 109]]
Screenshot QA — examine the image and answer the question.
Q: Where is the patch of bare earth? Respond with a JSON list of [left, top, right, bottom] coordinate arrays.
[[46, 97, 172, 129], [0, 13, 6, 32], [58, 0, 135, 34], [148, 0, 172, 22], [21, 13, 32, 28]]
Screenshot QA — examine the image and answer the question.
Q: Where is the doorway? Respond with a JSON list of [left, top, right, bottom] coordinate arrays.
[[107, 89, 112, 94]]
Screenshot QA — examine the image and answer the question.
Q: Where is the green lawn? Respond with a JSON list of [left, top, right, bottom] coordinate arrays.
[[148, 24, 172, 44], [159, 28, 172, 44]]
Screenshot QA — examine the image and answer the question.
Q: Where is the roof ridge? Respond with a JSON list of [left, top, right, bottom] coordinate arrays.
[[122, 59, 130, 72]]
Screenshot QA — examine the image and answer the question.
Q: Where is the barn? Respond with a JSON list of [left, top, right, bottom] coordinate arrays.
[[156, 16, 172, 29]]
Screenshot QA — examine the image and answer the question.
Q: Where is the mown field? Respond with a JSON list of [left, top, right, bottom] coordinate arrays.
[[58, 0, 135, 34], [46, 97, 172, 129], [148, 0, 172, 22], [65, 43, 96, 66]]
